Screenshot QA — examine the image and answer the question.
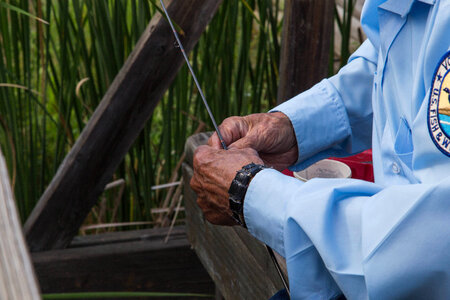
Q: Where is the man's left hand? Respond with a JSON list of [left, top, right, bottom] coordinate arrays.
[[190, 145, 264, 226]]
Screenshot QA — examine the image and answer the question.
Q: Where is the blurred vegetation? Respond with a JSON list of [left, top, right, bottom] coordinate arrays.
[[42, 291, 213, 299], [0, 0, 358, 228]]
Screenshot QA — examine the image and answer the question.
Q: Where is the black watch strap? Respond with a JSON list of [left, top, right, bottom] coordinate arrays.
[[228, 163, 267, 227]]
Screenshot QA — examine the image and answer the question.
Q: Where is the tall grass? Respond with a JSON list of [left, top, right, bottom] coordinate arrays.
[[0, 0, 282, 225], [0, 0, 359, 228], [334, 0, 358, 68]]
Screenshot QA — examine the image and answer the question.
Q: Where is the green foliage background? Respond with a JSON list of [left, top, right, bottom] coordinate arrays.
[[0, 0, 357, 227], [0, 0, 283, 225]]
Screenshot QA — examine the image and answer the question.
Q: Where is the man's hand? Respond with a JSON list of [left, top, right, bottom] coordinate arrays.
[[190, 145, 264, 226], [208, 112, 298, 170]]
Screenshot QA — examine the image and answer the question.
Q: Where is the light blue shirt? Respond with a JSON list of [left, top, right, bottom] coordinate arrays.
[[244, 0, 450, 299]]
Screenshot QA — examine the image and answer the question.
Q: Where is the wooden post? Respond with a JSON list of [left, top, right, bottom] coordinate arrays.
[[183, 133, 287, 300], [0, 148, 40, 299], [277, 0, 334, 104], [24, 0, 223, 252]]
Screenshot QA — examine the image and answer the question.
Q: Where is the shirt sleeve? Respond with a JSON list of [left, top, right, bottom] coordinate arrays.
[[271, 39, 378, 171], [245, 39, 450, 299], [244, 170, 450, 299]]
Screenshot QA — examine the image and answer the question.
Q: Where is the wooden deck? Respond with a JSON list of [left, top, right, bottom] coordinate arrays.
[[33, 226, 214, 296]]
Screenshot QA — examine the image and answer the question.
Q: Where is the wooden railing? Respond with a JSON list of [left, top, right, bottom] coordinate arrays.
[[24, 0, 223, 252], [183, 133, 287, 299], [0, 148, 40, 299]]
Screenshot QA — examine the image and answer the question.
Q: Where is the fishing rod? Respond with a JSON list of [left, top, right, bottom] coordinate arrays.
[[159, 0, 290, 296]]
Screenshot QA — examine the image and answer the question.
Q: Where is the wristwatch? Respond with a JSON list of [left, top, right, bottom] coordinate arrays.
[[228, 163, 268, 227]]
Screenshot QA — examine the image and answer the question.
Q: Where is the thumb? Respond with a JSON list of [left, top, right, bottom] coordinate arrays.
[[208, 132, 223, 149], [208, 130, 234, 149]]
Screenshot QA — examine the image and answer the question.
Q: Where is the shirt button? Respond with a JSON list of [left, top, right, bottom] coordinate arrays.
[[392, 162, 400, 174]]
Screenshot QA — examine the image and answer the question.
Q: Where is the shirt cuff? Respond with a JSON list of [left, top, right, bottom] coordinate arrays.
[[270, 79, 351, 170], [243, 168, 304, 257]]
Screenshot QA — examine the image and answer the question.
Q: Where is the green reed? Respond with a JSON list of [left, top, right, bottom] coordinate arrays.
[[0, 0, 281, 224], [42, 291, 213, 299], [0, 0, 358, 226]]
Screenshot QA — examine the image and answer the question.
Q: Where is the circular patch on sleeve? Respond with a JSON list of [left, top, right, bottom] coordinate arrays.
[[428, 50, 450, 156]]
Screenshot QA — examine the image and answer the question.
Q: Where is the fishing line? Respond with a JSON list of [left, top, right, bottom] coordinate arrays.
[[159, 0, 227, 150], [159, 0, 290, 296]]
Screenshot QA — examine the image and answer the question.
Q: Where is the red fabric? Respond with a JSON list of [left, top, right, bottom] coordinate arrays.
[[282, 150, 374, 182], [281, 169, 295, 177], [330, 150, 374, 182]]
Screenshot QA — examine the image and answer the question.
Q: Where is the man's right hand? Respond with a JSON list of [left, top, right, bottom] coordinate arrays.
[[208, 112, 299, 171]]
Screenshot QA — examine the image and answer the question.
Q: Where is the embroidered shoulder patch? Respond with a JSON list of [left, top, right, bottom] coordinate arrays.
[[428, 50, 450, 156]]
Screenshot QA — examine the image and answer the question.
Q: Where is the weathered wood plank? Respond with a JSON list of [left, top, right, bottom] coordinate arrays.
[[24, 0, 223, 252], [183, 133, 287, 300], [0, 148, 40, 299], [277, 0, 334, 104], [70, 225, 186, 248], [33, 226, 215, 296]]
